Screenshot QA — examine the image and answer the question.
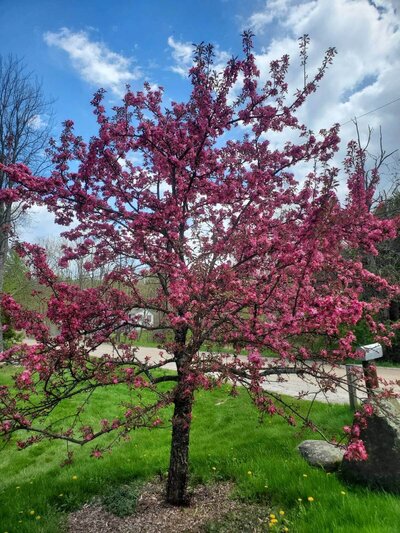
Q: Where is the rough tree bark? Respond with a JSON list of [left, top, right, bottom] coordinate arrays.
[[166, 326, 194, 505], [166, 375, 194, 505]]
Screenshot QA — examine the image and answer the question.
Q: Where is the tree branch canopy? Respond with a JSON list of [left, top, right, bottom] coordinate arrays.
[[0, 34, 399, 503]]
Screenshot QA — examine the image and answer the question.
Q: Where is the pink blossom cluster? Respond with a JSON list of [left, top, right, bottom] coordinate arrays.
[[0, 33, 398, 462]]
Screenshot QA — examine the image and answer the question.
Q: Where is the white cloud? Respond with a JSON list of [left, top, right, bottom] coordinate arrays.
[[247, 0, 291, 33], [167, 36, 231, 78], [167, 36, 193, 65], [44, 28, 142, 97], [243, 0, 400, 185], [19, 205, 66, 244], [29, 114, 47, 130], [167, 36, 193, 77]]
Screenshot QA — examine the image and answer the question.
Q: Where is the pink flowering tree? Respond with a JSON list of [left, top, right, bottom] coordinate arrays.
[[0, 34, 399, 505]]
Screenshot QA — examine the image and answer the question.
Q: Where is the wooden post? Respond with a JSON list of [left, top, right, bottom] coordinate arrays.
[[346, 364, 358, 411]]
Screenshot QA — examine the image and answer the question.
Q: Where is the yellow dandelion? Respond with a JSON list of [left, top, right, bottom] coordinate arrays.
[[212, 467, 216, 471], [247, 470, 252, 475], [279, 510, 285, 516], [307, 496, 314, 502], [36, 516, 41, 520], [303, 474, 308, 478], [271, 518, 278, 524], [29, 510, 35, 515], [341, 491, 346, 495], [72, 475, 78, 480], [269, 513, 276, 519], [297, 498, 302, 502], [283, 528, 289, 532]]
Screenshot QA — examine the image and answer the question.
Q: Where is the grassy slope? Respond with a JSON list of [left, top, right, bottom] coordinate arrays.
[[0, 366, 399, 533]]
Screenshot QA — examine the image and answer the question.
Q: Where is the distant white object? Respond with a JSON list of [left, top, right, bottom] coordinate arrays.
[[130, 308, 154, 327], [357, 343, 383, 361]]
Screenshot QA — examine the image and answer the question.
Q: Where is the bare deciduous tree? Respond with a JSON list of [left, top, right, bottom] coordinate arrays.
[[0, 55, 53, 350]]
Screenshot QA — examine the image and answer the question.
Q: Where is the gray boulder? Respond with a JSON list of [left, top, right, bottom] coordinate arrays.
[[298, 440, 344, 472], [341, 397, 400, 492]]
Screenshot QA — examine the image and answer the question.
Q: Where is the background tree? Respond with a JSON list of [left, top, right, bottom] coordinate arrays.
[[0, 34, 399, 506], [375, 186, 400, 359], [0, 55, 53, 350], [39, 236, 115, 288], [374, 156, 400, 298], [3, 248, 35, 303], [351, 124, 400, 358], [1, 249, 34, 347]]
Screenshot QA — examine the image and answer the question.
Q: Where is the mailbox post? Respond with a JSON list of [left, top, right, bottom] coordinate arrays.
[[357, 343, 382, 397], [346, 343, 382, 409], [345, 365, 358, 410]]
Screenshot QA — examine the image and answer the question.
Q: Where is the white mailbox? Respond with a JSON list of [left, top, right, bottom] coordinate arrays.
[[357, 343, 383, 361]]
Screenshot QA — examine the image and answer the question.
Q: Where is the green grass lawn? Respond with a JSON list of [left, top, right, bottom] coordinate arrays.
[[0, 366, 399, 533]]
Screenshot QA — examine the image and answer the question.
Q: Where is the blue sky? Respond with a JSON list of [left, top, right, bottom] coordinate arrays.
[[1, 0, 399, 242], [1, 0, 256, 139]]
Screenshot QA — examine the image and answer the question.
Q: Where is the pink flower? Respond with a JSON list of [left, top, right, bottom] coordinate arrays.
[[91, 449, 103, 458], [1, 420, 12, 433], [363, 404, 374, 417], [344, 440, 368, 461], [100, 419, 109, 429], [248, 350, 263, 368]]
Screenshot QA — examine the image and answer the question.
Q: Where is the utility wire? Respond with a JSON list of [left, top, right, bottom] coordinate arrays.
[[340, 96, 400, 126]]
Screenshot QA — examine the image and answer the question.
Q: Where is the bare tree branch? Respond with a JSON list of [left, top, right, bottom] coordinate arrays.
[[0, 55, 53, 350]]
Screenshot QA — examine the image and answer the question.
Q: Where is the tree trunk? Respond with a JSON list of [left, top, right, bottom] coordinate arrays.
[[166, 377, 194, 505], [0, 204, 9, 353], [389, 299, 400, 322]]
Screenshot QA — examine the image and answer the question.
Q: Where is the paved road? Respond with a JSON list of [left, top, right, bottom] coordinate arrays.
[[89, 344, 400, 405], [23, 340, 400, 405]]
